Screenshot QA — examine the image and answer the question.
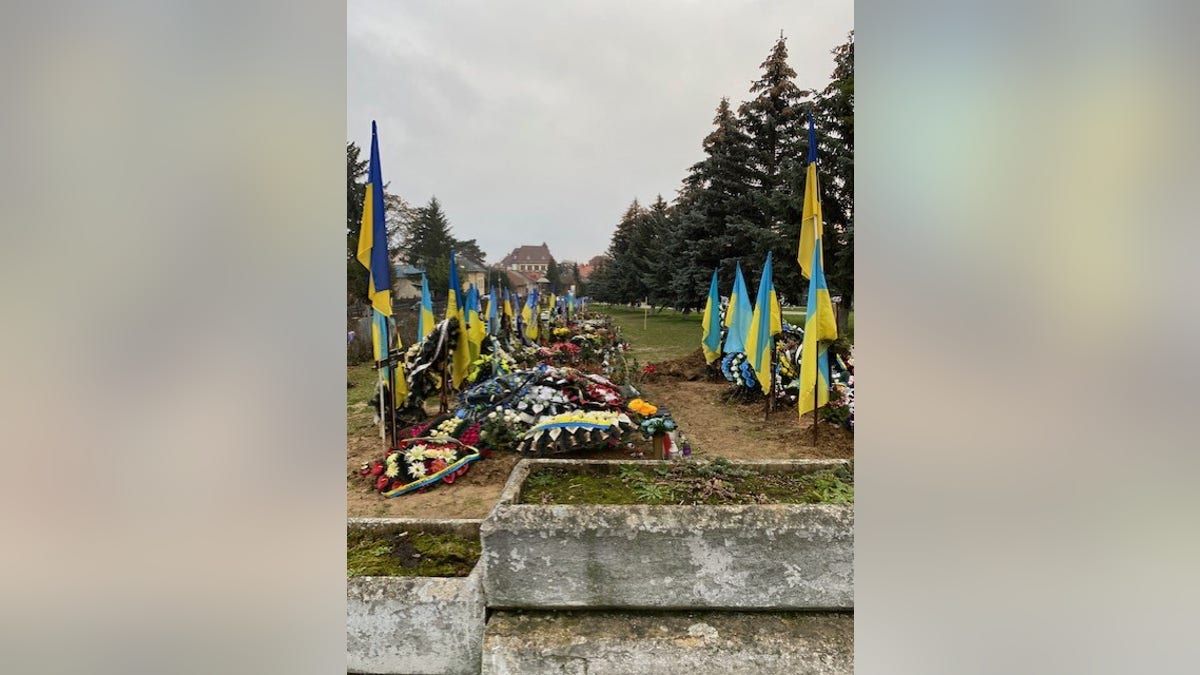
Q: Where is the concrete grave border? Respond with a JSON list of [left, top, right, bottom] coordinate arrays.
[[480, 458, 854, 611], [347, 518, 486, 675]]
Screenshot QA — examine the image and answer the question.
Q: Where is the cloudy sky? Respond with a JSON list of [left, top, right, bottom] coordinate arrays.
[[348, 0, 852, 265]]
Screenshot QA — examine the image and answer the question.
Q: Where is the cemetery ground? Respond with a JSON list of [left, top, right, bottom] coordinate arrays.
[[346, 305, 852, 520]]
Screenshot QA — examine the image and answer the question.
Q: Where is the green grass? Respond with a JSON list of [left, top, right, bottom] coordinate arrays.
[[347, 362, 380, 434], [519, 461, 853, 506], [595, 304, 851, 361], [593, 305, 704, 362], [347, 361, 378, 406]]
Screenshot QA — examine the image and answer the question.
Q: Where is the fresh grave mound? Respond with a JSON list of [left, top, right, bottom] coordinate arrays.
[[519, 459, 853, 506], [347, 529, 481, 578], [642, 348, 710, 382]]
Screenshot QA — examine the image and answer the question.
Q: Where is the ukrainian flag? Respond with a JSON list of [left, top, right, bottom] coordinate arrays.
[[503, 289, 515, 332], [465, 284, 486, 361], [700, 268, 722, 364], [418, 272, 435, 344], [355, 122, 407, 405], [446, 250, 471, 388], [488, 288, 499, 335], [798, 115, 839, 418], [799, 112, 823, 280], [745, 253, 778, 394], [522, 290, 539, 341], [723, 262, 752, 354]]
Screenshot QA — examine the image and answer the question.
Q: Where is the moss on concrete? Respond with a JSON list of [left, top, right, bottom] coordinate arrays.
[[347, 530, 480, 578], [519, 460, 853, 506]]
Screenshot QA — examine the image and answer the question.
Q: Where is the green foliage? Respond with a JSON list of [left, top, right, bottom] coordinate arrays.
[[618, 465, 647, 483], [397, 196, 465, 297], [347, 142, 369, 306], [633, 482, 672, 502], [821, 403, 851, 428], [591, 32, 853, 316]]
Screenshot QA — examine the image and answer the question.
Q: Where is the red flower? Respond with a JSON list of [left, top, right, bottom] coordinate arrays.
[[429, 458, 448, 474], [642, 363, 657, 374], [369, 462, 385, 476], [375, 475, 391, 491]]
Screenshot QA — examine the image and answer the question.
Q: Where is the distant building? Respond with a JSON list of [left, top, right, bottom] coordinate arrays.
[[578, 255, 607, 281], [498, 242, 554, 274], [391, 263, 424, 300], [503, 269, 545, 295], [458, 255, 488, 291]]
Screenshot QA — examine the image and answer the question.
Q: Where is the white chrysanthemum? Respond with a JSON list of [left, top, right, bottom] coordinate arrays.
[[385, 463, 400, 478], [408, 461, 427, 478], [405, 446, 427, 462]]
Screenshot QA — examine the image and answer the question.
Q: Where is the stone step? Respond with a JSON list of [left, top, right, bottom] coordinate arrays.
[[481, 610, 853, 675]]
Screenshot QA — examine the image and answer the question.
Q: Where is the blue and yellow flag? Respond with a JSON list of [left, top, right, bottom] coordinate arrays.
[[723, 262, 752, 354], [798, 115, 839, 417], [522, 290, 539, 341], [745, 252, 777, 394], [503, 289, 515, 332], [487, 288, 499, 335], [700, 268, 722, 364], [355, 122, 406, 404], [465, 284, 486, 361], [418, 272, 435, 344], [447, 250, 471, 387], [799, 112, 823, 280]]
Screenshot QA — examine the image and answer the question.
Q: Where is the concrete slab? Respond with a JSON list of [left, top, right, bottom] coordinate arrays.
[[480, 460, 853, 610], [481, 610, 853, 674], [348, 519, 486, 675]]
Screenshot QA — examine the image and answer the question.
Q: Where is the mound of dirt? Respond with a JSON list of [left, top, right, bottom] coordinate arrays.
[[644, 348, 711, 382]]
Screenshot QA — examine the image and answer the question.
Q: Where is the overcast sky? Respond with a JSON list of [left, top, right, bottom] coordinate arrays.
[[348, 0, 853, 265]]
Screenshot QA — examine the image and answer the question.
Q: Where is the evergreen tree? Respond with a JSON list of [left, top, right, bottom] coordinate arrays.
[[592, 199, 646, 303], [816, 32, 854, 330], [347, 142, 369, 307], [739, 34, 812, 305], [399, 196, 458, 296], [453, 238, 486, 265], [672, 98, 757, 310], [640, 195, 678, 309], [545, 257, 562, 291]]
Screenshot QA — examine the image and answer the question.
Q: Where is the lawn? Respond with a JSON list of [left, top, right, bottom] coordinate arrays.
[[594, 304, 854, 362], [347, 361, 379, 435], [592, 305, 704, 363]]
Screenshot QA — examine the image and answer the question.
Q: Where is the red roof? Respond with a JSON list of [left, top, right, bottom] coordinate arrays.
[[499, 243, 553, 266]]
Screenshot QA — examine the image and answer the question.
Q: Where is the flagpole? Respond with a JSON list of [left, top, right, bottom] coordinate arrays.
[[811, 378, 820, 446], [377, 376, 387, 450], [381, 316, 398, 446]]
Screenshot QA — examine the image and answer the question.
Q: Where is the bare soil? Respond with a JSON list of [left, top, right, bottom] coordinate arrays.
[[347, 351, 853, 520], [637, 378, 854, 460]]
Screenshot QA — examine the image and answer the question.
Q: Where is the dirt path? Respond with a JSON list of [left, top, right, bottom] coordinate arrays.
[[637, 378, 854, 460]]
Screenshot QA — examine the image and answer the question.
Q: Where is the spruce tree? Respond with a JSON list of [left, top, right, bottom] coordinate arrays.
[[816, 32, 854, 329], [400, 196, 458, 296], [593, 199, 646, 303], [739, 34, 812, 306], [672, 98, 757, 310]]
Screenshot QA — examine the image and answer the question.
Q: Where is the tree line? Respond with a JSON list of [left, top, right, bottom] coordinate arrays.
[[346, 146, 489, 305], [589, 32, 853, 329]]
